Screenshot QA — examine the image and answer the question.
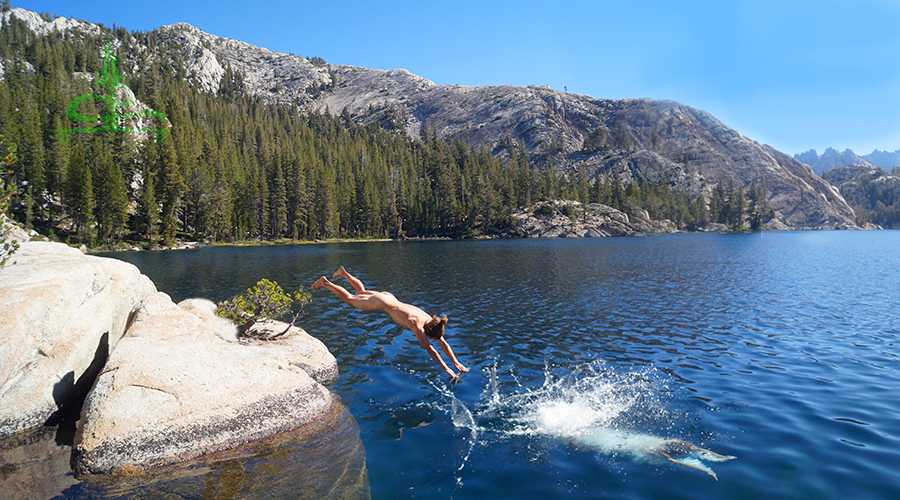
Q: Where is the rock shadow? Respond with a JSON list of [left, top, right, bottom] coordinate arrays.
[[45, 332, 110, 446]]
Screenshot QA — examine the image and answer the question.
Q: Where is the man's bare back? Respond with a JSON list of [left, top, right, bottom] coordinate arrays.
[[334, 289, 427, 331], [312, 267, 469, 378]]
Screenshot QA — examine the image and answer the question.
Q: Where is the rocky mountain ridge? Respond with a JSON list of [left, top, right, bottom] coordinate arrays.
[[151, 21, 862, 229], [794, 147, 900, 176], [4, 7, 860, 229]]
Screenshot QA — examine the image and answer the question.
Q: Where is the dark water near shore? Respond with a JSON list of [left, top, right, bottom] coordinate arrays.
[[57, 232, 900, 498]]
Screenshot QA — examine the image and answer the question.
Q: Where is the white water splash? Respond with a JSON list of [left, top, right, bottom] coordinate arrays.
[[451, 395, 478, 436], [572, 427, 734, 479], [445, 361, 734, 480], [450, 395, 479, 481], [488, 362, 500, 407]]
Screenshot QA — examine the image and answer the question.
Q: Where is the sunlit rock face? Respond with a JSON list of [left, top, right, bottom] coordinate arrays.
[[0, 240, 157, 437], [72, 292, 337, 475]]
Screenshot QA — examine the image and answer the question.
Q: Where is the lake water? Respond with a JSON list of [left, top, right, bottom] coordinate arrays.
[[54, 231, 900, 498]]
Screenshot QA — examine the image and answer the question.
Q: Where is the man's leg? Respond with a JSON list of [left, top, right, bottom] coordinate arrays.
[[333, 266, 366, 293], [311, 276, 356, 305]]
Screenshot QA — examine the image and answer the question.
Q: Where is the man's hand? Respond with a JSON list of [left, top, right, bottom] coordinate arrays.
[[454, 361, 469, 373]]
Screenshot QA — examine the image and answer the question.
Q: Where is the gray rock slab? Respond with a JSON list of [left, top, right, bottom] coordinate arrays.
[[512, 200, 675, 238], [72, 293, 337, 475], [0, 241, 157, 437], [243, 318, 339, 386]]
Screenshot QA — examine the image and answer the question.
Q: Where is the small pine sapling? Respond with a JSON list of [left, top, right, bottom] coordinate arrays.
[[216, 278, 312, 340]]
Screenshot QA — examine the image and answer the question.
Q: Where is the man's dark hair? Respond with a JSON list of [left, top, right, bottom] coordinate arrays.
[[423, 314, 448, 339]]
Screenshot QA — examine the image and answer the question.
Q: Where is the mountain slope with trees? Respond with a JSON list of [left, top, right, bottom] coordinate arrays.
[[0, 6, 858, 248], [153, 14, 857, 229], [822, 165, 900, 228]]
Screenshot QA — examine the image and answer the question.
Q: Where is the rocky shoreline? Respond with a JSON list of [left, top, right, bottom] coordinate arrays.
[[510, 200, 677, 238], [56, 195, 869, 258], [0, 222, 344, 483]]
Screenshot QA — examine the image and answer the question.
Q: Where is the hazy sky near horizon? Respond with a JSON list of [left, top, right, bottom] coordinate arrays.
[[14, 0, 900, 156]]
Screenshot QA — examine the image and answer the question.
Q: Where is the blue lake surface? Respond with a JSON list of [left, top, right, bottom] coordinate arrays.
[[88, 231, 900, 499]]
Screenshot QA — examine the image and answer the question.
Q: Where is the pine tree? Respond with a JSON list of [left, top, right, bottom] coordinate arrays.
[[92, 138, 129, 244], [610, 171, 624, 211], [137, 166, 159, 244], [710, 183, 725, 223], [575, 166, 590, 204], [269, 153, 287, 237], [727, 179, 745, 231], [288, 150, 309, 240], [747, 180, 770, 231], [65, 139, 94, 241], [156, 130, 185, 246], [691, 194, 709, 229], [47, 116, 67, 184]]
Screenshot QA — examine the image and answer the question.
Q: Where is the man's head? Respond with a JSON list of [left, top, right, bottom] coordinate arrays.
[[423, 314, 448, 340]]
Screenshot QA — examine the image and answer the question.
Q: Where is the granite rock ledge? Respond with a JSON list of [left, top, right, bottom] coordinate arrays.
[[0, 229, 340, 475], [72, 293, 338, 475], [511, 200, 676, 238], [0, 240, 157, 437]]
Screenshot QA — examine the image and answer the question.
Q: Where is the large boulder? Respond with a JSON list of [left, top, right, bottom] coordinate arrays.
[[511, 200, 675, 238], [0, 241, 157, 437], [72, 292, 338, 475]]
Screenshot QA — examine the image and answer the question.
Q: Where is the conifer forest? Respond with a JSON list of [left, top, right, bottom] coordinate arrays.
[[0, 12, 758, 248]]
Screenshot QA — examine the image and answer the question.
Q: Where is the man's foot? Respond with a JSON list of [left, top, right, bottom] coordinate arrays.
[[311, 276, 328, 290], [332, 266, 348, 280]]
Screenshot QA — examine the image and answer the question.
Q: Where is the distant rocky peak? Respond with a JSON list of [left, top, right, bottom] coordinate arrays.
[[794, 149, 819, 165], [1, 7, 102, 37], [793, 147, 874, 175], [795, 146, 900, 173], [863, 149, 900, 170], [162, 22, 205, 36]]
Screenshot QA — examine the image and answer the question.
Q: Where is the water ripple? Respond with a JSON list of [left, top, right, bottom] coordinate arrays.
[[93, 231, 900, 500]]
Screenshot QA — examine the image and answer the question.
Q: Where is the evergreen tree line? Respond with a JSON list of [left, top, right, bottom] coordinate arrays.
[[569, 169, 770, 232], [0, 13, 770, 247], [707, 178, 772, 231]]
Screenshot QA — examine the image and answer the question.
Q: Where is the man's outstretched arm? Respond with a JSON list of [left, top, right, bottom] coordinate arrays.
[[417, 332, 457, 377], [437, 337, 469, 374]]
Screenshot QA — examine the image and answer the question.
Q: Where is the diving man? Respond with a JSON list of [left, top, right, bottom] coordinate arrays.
[[312, 267, 469, 378]]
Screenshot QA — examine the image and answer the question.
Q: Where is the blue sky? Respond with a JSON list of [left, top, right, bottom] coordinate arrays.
[[14, 0, 900, 156]]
